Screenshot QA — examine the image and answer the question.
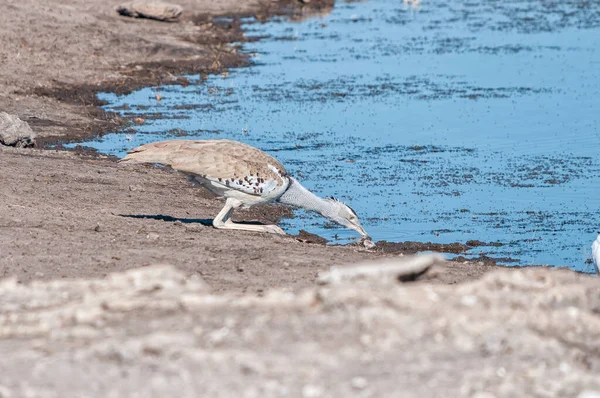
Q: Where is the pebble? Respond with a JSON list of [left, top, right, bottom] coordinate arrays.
[[185, 224, 204, 233], [460, 295, 478, 307], [0, 112, 36, 148], [302, 385, 323, 398], [578, 393, 600, 398], [146, 232, 160, 241], [351, 377, 368, 390], [362, 238, 376, 249], [116, 1, 183, 22], [318, 254, 442, 285], [128, 185, 144, 192], [472, 393, 496, 398]]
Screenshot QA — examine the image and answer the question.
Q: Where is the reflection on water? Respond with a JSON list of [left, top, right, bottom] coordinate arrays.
[[78, 0, 600, 271]]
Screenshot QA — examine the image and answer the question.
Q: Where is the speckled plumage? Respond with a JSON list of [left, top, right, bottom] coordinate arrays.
[[122, 139, 287, 185], [121, 140, 290, 204]]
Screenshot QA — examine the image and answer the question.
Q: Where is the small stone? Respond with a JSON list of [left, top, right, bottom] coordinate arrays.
[[133, 117, 145, 124], [128, 184, 144, 192], [94, 225, 102, 232], [317, 254, 443, 285], [146, 232, 160, 241], [362, 238, 376, 249], [559, 362, 571, 373], [460, 295, 478, 307], [351, 377, 368, 390], [578, 392, 600, 398], [116, 1, 183, 22], [185, 224, 204, 233], [0, 112, 36, 147], [302, 385, 323, 398], [472, 393, 496, 398]]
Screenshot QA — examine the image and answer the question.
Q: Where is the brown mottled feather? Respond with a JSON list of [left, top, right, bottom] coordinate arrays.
[[120, 140, 287, 185]]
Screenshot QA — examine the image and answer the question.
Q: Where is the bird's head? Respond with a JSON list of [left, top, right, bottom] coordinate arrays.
[[324, 196, 369, 238]]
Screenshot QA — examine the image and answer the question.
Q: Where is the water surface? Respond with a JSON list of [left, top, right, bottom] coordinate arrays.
[[79, 0, 600, 271]]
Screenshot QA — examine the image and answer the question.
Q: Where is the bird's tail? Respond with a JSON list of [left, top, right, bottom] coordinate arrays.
[[119, 140, 189, 166]]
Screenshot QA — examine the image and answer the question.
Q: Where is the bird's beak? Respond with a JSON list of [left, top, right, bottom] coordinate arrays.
[[355, 224, 369, 238]]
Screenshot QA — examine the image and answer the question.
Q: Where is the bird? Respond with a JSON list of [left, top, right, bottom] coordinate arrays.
[[120, 139, 369, 238], [591, 234, 600, 275]]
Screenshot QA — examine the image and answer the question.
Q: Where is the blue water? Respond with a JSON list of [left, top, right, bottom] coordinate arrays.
[[78, 0, 600, 271]]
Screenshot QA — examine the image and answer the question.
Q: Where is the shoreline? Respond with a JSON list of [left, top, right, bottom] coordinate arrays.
[[2, 0, 334, 147]]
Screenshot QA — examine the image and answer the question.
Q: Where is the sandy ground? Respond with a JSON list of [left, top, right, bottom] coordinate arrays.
[[1, 0, 599, 396]]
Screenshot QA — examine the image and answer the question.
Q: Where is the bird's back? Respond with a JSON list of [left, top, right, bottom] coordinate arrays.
[[120, 139, 287, 183]]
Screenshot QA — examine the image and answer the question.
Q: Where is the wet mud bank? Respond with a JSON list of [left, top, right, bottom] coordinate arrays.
[[0, 0, 333, 147]]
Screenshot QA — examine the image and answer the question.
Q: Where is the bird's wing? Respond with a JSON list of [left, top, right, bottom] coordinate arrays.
[[121, 140, 288, 196]]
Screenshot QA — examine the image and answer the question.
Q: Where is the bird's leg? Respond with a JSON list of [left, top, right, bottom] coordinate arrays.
[[212, 198, 237, 227], [212, 198, 286, 235]]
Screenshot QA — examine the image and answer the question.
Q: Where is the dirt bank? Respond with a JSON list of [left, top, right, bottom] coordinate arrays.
[[0, 0, 334, 145]]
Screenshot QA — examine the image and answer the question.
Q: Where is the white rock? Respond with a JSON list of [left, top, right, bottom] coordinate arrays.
[[317, 254, 444, 285], [577, 392, 600, 398], [351, 377, 368, 390], [116, 1, 183, 22], [0, 112, 36, 147], [302, 384, 323, 398]]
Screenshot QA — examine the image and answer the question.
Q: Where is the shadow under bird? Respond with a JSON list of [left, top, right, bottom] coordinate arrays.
[[120, 139, 369, 239]]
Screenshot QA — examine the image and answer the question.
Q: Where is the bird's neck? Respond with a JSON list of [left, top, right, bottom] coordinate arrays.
[[278, 177, 334, 217]]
